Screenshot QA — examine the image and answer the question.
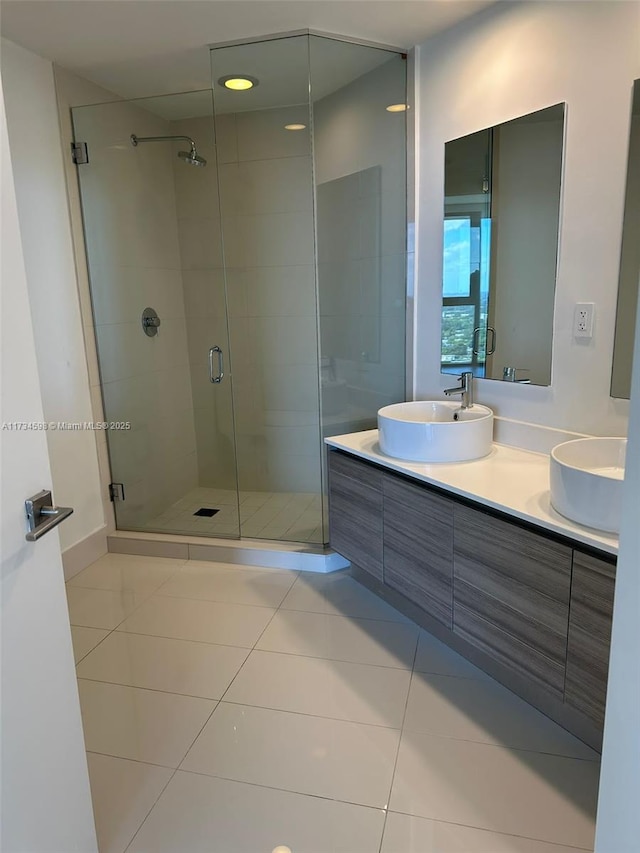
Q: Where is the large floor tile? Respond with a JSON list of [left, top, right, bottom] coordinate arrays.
[[156, 560, 297, 608], [116, 595, 275, 647], [390, 731, 599, 848], [77, 632, 249, 699], [256, 609, 419, 669], [414, 630, 491, 680], [66, 586, 148, 630], [281, 571, 411, 622], [181, 702, 400, 808], [404, 672, 598, 759], [225, 650, 411, 727], [78, 679, 215, 767], [128, 770, 385, 853], [86, 753, 172, 853], [68, 552, 185, 596], [381, 812, 591, 853], [70, 626, 109, 663]]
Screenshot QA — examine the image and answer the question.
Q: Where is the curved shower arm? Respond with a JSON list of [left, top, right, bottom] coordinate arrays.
[[130, 134, 197, 154]]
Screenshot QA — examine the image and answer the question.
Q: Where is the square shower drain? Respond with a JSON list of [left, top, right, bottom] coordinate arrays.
[[193, 507, 220, 517]]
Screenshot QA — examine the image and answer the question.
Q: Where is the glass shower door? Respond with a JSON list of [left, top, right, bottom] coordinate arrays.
[[72, 91, 241, 538], [210, 36, 324, 544]]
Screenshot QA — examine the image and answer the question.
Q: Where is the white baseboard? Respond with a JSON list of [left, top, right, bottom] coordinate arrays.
[[62, 525, 108, 580]]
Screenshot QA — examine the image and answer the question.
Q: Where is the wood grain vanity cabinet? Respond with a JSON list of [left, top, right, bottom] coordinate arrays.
[[383, 476, 454, 628], [328, 450, 383, 581], [453, 505, 572, 698], [327, 448, 616, 746], [564, 551, 616, 728]]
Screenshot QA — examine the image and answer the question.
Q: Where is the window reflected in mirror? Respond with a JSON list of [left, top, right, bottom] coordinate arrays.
[[442, 104, 565, 386], [611, 79, 640, 400]]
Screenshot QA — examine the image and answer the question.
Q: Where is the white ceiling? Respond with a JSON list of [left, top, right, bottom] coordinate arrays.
[[1, 0, 494, 100]]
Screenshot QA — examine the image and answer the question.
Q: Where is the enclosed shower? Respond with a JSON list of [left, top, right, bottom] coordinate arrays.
[[72, 32, 407, 545]]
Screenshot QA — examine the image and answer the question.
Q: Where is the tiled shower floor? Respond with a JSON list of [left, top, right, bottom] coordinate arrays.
[[67, 552, 600, 853], [143, 487, 325, 543]]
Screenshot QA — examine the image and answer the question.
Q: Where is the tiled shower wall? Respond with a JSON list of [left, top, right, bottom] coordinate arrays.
[[73, 100, 198, 528]]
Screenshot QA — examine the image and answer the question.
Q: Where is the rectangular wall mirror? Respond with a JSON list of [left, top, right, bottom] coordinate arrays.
[[611, 79, 640, 400], [441, 103, 565, 386]]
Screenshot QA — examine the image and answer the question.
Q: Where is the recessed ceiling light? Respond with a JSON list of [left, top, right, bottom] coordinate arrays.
[[386, 103, 408, 112], [218, 75, 258, 91], [284, 123, 306, 131]]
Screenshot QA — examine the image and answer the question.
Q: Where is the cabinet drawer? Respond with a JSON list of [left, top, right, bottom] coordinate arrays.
[[454, 576, 567, 663], [329, 450, 383, 490], [455, 604, 566, 697], [383, 476, 453, 627], [565, 551, 616, 727], [453, 505, 572, 690], [454, 505, 572, 603], [328, 453, 383, 580]]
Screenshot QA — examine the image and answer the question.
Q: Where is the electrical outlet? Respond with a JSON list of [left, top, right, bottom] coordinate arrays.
[[574, 302, 595, 339]]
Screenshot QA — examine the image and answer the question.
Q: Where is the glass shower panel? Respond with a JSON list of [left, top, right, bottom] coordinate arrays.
[[210, 36, 324, 544], [309, 36, 408, 542], [72, 91, 241, 538]]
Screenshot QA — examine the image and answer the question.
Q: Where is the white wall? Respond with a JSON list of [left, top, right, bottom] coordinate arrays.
[[414, 0, 640, 436], [1, 39, 105, 551], [595, 274, 640, 850]]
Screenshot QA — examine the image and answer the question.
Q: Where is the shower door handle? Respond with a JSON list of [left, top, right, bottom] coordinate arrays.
[[209, 346, 224, 384]]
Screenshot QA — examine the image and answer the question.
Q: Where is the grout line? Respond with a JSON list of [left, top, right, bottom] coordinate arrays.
[[239, 644, 416, 672], [197, 698, 404, 732], [276, 602, 415, 626], [202, 587, 287, 710], [381, 809, 595, 851], [171, 765, 389, 813], [112, 627, 258, 651], [72, 630, 112, 667], [378, 628, 420, 853], [120, 768, 177, 853], [75, 674, 245, 704], [122, 764, 192, 852], [85, 749, 176, 772], [150, 591, 291, 610], [377, 725, 600, 764]]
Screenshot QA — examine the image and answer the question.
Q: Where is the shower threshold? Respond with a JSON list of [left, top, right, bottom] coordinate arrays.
[[107, 529, 349, 574]]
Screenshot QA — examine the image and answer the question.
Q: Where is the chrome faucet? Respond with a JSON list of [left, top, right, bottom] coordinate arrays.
[[444, 371, 474, 409]]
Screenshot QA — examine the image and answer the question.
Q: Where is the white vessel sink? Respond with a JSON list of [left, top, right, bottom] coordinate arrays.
[[378, 401, 494, 463], [550, 437, 626, 534]]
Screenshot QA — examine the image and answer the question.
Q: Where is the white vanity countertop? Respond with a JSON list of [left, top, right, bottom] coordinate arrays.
[[325, 430, 618, 556]]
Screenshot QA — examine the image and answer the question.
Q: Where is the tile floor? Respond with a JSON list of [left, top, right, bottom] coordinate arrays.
[[67, 552, 600, 853], [141, 487, 325, 543]]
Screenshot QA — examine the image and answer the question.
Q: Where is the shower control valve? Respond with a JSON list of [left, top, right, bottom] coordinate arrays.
[[141, 307, 161, 337]]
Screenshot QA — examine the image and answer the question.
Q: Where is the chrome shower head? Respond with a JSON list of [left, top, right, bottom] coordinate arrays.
[[178, 148, 207, 167], [130, 133, 206, 167]]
